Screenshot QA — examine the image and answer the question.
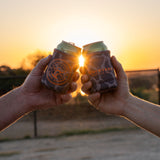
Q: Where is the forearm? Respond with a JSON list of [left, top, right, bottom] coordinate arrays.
[[0, 87, 30, 131], [124, 94, 160, 137]]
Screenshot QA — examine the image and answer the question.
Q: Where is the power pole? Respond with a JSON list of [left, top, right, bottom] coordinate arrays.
[[33, 111, 37, 138]]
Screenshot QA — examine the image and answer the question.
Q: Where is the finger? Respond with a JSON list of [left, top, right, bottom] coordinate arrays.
[[80, 66, 87, 74], [81, 74, 89, 84], [70, 82, 77, 93], [111, 56, 127, 81], [72, 72, 79, 82], [31, 55, 52, 76], [81, 81, 92, 93], [88, 92, 100, 106], [61, 94, 72, 103]]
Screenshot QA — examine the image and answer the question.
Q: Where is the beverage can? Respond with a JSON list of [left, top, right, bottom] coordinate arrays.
[[41, 41, 81, 94], [83, 41, 117, 93]]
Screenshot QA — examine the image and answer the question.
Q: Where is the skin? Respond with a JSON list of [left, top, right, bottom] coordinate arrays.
[[0, 55, 79, 131], [81, 56, 160, 137], [1, 55, 160, 137]]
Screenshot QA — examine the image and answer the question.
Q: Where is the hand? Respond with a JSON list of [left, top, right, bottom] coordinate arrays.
[[20, 55, 79, 111], [80, 56, 131, 116]]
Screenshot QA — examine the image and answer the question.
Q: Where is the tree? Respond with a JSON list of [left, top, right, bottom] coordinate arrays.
[[0, 65, 16, 76], [21, 50, 51, 70]]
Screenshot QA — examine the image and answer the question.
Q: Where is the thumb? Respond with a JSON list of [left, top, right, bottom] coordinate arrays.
[[31, 55, 52, 76]]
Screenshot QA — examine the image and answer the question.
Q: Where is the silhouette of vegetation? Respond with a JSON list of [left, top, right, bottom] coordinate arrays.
[[0, 65, 16, 76], [0, 65, 30, 95], [128, 73, 158, 103], [129, 76, 155, 90], [0, 65, 30, 77], [130, 87, 150, 101], [0, 50, 158, 112], [0, 50, 50, 95], [21, 50, 51, 70]]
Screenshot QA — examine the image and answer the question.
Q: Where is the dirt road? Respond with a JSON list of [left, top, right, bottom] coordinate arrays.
[[0, 129, 160, 160]]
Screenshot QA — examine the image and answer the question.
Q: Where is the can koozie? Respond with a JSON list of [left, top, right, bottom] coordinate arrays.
[[83, 42, 117, 94], [41, 49, 79, 94]]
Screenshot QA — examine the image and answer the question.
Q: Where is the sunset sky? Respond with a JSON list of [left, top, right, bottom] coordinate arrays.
[[0, 0, 160, 70]]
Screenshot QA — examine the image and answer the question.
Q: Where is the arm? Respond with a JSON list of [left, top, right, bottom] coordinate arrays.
[[0, 87, 29, 131], [81, 56, 160, 137], [0, 55, 78, 131], [124, 95, 160, 136]]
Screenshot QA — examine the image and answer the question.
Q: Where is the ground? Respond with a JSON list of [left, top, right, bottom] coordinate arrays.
[[0, 117, 134, 139], [0, 129, 160, 160]]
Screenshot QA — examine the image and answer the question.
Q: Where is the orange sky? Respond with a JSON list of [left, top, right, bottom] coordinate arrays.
[[0, 0, 160, 70]]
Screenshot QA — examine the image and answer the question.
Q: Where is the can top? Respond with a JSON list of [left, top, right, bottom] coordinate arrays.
[[83, 41, 108, 54], [57, 41, 81, 56]]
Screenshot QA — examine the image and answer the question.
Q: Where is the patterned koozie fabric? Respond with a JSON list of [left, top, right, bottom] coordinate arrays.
[[85, 50, 117, 93], [41, 49, 79, 94]]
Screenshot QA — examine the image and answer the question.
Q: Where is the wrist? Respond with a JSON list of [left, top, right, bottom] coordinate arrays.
[[17, 86, 33, 113], [122, 93, 138, 118]]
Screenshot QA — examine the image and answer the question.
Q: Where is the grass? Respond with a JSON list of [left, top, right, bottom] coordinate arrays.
[[35, 147, 57, 152], [0, 151, 20, 157], [80, 156, 92, 160], [0, 138, 11, 142], [0, 135, 32, 143], [0, 126, 139, 142], [23, 135, 31, 139], [55, 126, 139, 137]]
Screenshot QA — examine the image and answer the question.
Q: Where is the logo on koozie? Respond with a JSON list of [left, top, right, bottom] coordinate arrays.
[[46, 59, 71, 85]]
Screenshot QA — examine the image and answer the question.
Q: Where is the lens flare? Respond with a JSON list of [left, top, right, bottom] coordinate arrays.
[[71, 55, 86, 97], [80, 89, 86, 96], [79, 54, 85, 67], [78, 55, 86, 96]]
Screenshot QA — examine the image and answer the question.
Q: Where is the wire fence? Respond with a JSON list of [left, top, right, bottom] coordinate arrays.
[[0, 69, 159, 139]]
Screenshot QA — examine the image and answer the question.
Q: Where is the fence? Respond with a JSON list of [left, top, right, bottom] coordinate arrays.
[[0, 69, 160, 139]]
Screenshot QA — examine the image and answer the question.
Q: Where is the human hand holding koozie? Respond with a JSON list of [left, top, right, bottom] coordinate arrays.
[[41, 40, 117, 95]]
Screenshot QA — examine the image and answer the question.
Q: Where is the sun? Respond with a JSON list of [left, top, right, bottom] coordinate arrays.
[[78, 54, 86, 96], [79, 54, 85, 67]]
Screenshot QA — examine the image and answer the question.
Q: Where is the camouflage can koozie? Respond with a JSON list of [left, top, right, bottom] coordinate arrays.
[[41, 49, 79, 94], [84, 48, 117, 94]]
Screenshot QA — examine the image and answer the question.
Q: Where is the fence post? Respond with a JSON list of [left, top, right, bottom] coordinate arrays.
[[158, 69, 160, 105], [33, 111, 38, 138]]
